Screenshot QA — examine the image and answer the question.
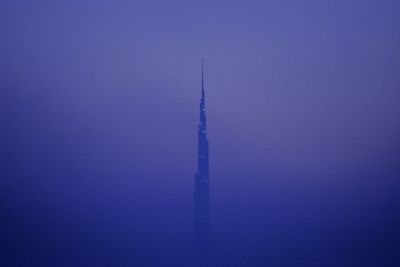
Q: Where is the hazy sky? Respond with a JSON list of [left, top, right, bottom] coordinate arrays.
[[1, 0, 400, 266]]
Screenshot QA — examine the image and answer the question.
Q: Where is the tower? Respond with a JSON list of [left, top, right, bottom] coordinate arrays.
[[194, 59, 211, 263]]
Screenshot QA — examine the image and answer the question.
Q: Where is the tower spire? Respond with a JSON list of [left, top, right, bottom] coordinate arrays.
[[201, 58, 205, 99]]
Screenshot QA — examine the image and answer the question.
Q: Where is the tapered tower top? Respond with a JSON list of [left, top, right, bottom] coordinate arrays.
[[201, 58, 205, 100], [199, 59, 206, 129]]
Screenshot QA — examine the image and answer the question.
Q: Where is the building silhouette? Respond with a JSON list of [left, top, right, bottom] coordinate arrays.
[[193, 59, 211, 264]]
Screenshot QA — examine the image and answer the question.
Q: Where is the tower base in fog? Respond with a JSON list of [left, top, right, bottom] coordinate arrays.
[[194, 240, 212, 267]]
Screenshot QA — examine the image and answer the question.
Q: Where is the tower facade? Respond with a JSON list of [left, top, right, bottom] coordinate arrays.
[[194, 59, 211, 262]]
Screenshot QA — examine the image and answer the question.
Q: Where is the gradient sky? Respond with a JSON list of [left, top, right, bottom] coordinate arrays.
[[1, 1, 400, 266]]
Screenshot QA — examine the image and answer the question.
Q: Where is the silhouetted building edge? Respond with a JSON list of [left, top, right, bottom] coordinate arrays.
[[193, 59, 212, 265]]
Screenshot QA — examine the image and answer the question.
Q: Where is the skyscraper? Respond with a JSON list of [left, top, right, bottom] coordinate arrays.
[[194, 59, 211, 264]]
